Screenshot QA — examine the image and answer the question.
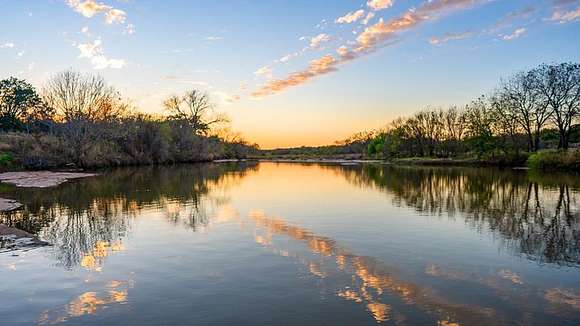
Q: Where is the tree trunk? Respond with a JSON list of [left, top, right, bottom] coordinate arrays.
[[533, 131, 541, 152]]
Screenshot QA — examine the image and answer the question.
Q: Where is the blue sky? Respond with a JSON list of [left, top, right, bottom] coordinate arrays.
[[1, 0, 579, 148]]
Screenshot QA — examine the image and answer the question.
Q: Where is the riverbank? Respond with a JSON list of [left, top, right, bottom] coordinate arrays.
[[249, 154, 527, 167], [0, 171, 98, 253], [251, 150, 580, 171]]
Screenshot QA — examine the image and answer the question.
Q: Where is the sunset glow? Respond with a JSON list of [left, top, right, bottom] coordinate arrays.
[[1, 0, 579, 148]]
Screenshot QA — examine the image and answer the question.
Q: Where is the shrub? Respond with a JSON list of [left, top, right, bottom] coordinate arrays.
[[527, 150, 580, 170]]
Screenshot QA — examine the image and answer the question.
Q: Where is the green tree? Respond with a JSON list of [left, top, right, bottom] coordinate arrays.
[[0, 77, 46, 131]]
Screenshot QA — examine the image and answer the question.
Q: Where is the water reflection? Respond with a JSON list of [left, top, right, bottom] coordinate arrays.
[[1, 162, 579, 324], [327, 164, 580, 266], [247, 209, 498, 324], [1, 163, 257, 269], [38, 279, 134, 325]]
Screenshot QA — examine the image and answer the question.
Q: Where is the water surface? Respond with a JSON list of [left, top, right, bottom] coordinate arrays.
[[1, 162, 580, 325]]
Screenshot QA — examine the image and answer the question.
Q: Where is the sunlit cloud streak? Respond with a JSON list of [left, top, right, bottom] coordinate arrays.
[[336, 10, 365, 24], [501, 27, 526, 41], [252, 0, 487, 98], [362, 12, 376, 25], [254, 65, 273, 78], [550, 7, 580, 23], [252, 55, 337, 98], [549, 0, 580, 23], [309, 33, 331, 48], [77, 39, 126, 69], [367, 0, 395, 11], [67, 0, 126, 24], [429, 31, 473, 45]]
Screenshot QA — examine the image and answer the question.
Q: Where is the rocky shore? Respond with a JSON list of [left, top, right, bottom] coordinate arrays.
[[0, 171, 97, 188], [0, 171, 96, 253]]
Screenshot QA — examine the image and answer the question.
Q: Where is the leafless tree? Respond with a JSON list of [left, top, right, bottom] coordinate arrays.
[[532, 63, 580, 149], [164, 89, 228, 135], [491, 92, 525, 153], [43, 70, 126, 122], [442, 106, 467, 142], [498, 70, 550, 151]]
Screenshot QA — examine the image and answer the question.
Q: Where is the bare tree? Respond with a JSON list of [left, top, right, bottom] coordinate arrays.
[[491, 92, 524, 153], [164, 89, 228, 135], [442, 105, 467, 142], [498, 70, 549, 151], [43, 70, 126, 122], [532, 63, 580, 150]]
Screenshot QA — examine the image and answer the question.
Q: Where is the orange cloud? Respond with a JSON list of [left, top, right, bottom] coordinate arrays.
[[251, 0, 486, 98], [310, 33, 331, 48], [251, 55, 337, 98], [67, 0, 127, 25], [367, 0, 395, 11], [362, 12, 376, 25], [336, 10, 366, 24]]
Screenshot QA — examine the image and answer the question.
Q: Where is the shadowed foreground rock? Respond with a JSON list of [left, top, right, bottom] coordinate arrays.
[[0, 198, 22, 211], [0, 171, 96, 188], [0, 193, 48, 252], [0, 224, 49, 253]]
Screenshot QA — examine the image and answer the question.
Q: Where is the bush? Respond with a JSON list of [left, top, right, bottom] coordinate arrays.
[[527, 150, 580, 170], [0, 118, 258, 170], [0, 152, 13, 167]]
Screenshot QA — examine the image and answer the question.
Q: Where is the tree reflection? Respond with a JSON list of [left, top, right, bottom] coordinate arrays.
[[327, 164, 580, 266], [0, 162, 257, 269]]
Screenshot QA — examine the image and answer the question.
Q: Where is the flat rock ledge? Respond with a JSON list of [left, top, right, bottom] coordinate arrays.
[[0, 224, 49, 253], [0, 171, 96, 188], [0, 198, 22, 212]]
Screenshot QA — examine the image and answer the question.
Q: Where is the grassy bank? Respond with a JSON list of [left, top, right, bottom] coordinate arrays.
[[0, 128, 257, 171], [527, 150, 580, 171]]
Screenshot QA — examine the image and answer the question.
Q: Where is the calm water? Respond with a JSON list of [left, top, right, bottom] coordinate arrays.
[[1, 162, 580, 325]]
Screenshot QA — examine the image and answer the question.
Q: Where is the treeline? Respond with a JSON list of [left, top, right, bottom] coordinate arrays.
[[0, 71, 259, 169], [366, 62, 580, 164], [259, 131, 374, 159]]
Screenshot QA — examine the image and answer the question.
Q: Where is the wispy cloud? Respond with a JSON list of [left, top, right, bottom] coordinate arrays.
[[336, 10, 365, 24], [254, 65, 273, 78], [212, 91, 240, 105], [501, 27, 526, 41], [0, 42, 15, 49], [362, 12, 376, 25], [487, 6, 536, 34], [251, 55, 337, 98], [429, 31, 473, 45], [367, 0, 394, 11], [67, 0, 126, 24], [550, 7, 580, 23], [77, 39, 126, 69], [309, 33, 331, 48], [251, 0, 486, 98], [124, 23, 135, 35], [277, 53, 296, 63], [205, 36, 224, 41], [549, 0, 580, 23], [161, 75, 209, 86]]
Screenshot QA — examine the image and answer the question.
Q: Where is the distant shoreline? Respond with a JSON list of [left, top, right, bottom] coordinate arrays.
[[232, 156, 529, 168]]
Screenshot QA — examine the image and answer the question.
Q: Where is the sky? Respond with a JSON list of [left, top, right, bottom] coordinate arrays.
[[0, 0, 579, 148]]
